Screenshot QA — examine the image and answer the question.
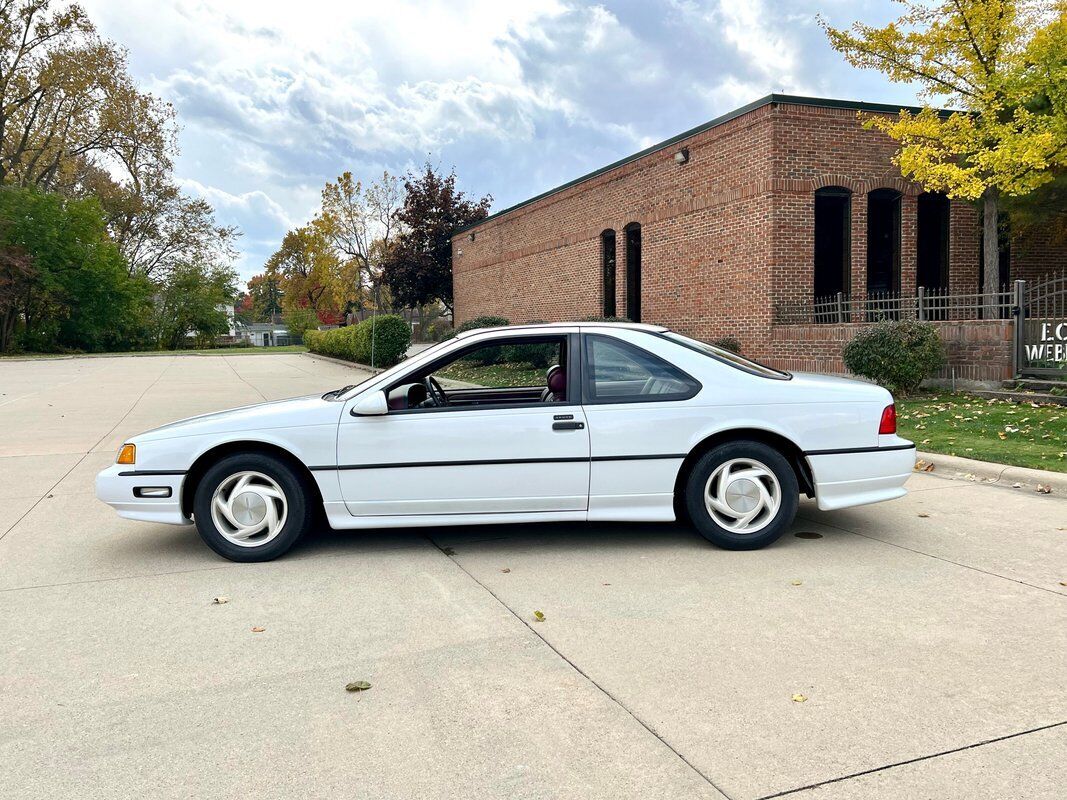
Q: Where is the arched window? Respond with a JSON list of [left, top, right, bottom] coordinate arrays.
[[867, 188, 902, 296], [813, 187, 851, 298], [917, 191, 950, 291], [601, 229, 616, 317], [624, 222, 642, 322]]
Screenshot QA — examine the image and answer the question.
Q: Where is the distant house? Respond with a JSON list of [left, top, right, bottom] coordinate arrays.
[[238, 322, 293, 347]]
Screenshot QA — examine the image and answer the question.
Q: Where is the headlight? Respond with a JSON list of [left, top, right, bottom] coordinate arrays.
[[116, 443, 136, 465]]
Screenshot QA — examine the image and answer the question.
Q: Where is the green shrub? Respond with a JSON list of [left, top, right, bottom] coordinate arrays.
[[710, 336, 742, 354], [842, 320, 945, 394], [304, 315, 411, 368], [451, 315, 509, 365]]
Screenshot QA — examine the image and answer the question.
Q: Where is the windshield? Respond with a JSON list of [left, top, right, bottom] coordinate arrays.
[[661, 332, 791, 380]]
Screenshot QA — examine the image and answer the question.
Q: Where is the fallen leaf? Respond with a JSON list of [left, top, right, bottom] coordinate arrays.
[[922, 462, 935, 472], [212, 596, 229, 605], [918, 513, 930, 518], [345, 680, 372, 692], [602, 582, 611, 586], [251, 626, 265, 633], [792, 694, 807, 703], [1012, 482, 1022, 488], [1060, 581, 1067, 587], [533, 610, 546, 622], [998, 431, 1007, 440], [1036, 484, 1053, 494], [790, 580, 803, 586], [500, 568, 511, 573]]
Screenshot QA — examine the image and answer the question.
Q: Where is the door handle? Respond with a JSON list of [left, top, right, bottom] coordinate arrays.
[[552, 421, 585, 431]]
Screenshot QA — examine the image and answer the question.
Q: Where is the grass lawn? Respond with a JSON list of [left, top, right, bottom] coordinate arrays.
[[437, 360, 545, 387], [897, 391, 1067, 473], [1, 345, 307, 359]]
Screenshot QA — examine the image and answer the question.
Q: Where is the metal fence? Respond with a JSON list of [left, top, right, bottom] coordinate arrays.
[[1017, 274, 1067, 378], [774, 285, 1015, 325]]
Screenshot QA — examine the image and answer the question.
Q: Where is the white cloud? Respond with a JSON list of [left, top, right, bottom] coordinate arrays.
[[78, 0, 919, 284]]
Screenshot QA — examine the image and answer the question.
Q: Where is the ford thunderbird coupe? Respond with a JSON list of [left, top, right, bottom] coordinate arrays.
[[96, 322, 915, 561]]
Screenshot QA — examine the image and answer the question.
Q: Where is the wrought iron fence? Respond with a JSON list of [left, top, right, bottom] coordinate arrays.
[[1017, 274, 1067, 378], [774, 286, 1015, 325]]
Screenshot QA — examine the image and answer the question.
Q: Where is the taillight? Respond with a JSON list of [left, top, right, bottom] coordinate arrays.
[[878, 404, 897, 435]]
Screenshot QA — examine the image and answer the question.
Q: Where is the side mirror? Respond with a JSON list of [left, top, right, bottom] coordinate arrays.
[[352, 390, 389, 416]]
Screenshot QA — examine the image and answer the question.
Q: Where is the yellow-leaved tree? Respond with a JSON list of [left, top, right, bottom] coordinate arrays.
[[823, 0, 1067, 311]]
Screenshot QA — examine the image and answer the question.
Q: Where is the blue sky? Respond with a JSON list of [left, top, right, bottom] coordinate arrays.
[[81, 0, 918, 283]]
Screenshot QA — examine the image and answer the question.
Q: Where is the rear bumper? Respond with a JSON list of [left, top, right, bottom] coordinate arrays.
[[806, 443, 915, 511], [95, 464, 192, 526]]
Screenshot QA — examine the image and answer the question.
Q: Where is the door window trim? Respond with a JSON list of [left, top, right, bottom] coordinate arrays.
[[581, 333, 701, 405], [382, 333, 580, 415]]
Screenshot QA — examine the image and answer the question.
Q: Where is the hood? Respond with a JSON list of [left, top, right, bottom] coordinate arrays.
[[134, 393, 344, 442]]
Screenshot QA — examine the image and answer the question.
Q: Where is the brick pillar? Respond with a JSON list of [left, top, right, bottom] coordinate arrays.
[[850, 191, 868, 318], [899, 193, 917, 298], [949, 200, 980, 295]]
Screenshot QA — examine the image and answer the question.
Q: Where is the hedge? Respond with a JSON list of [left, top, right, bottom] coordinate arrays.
[[304, 314, 412, 368]]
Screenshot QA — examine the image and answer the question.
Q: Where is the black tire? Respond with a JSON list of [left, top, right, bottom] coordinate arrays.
[[684, 440, 798, 550], [192, 452, 314, 562]]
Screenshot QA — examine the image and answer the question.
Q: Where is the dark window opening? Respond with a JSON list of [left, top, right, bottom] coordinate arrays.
[[813, 187, 851, 299], [624, 222, 641, 322], [916, 192, 950, 291], [866, 188, 902, 296], [601, 229, 616, 317]]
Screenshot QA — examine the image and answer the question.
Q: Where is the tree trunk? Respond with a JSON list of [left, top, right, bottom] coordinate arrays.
[[982, 186, 1000, 319]]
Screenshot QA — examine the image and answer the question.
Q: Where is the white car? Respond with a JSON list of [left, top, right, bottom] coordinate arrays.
[[96, 322, 915, 561]]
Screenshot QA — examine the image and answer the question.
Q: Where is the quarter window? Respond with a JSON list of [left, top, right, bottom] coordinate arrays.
[[584, 334, 699, 403]]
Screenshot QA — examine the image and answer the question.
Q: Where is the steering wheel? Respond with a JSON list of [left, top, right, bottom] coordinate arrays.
[[423, 376, 449, 407]]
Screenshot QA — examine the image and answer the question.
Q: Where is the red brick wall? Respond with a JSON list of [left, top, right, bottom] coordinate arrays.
[[452, 98, 1064, 376], [766, 320, 1014, 382]]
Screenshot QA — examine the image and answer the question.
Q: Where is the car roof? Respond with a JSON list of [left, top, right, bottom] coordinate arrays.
[[455, 321, 669, 339]]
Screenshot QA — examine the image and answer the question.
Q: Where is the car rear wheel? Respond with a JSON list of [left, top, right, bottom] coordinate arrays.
[[684, 441, 798, 550], [193, 453, 313, 562]]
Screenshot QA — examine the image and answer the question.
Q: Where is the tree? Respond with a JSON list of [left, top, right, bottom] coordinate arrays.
[[0, 1, 175, 193], [0, 185, 150, 352], [264, 224, 338, 320], [151, 261, 236, 350], [822, 0, 1067, 311], [246, 272, 283, 322], [381, 163, 491, 314], [316, 171, 401, 312]]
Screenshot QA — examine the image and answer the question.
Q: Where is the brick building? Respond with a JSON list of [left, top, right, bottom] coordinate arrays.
[[451, 94, 1067, 381]]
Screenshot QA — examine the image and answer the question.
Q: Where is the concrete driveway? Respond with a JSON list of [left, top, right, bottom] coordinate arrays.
[[1, 353, 1065, 800]]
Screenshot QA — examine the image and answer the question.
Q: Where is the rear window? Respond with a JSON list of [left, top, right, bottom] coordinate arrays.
[[660, 332, 791, 380]]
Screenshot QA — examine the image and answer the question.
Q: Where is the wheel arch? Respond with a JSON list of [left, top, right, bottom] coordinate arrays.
[[181, 440, 325, 520], [672, 427, 814, 522]]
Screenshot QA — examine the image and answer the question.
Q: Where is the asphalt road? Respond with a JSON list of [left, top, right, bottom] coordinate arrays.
[[1, 353, 1065, 799]]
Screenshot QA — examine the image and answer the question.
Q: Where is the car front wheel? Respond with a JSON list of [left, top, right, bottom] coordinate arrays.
[[684, 441, 798, 550], [193, 453, 313, 562]]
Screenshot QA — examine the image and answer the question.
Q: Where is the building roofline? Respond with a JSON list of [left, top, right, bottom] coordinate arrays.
[[454, 93, 953, 236]]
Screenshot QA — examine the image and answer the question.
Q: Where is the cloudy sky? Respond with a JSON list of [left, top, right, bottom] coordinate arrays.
[[80, 0, 916, 283]]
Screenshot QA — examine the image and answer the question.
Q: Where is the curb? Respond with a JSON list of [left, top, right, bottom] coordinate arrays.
[[915, 450, 1067, 496], [303, 352, 382, 374]]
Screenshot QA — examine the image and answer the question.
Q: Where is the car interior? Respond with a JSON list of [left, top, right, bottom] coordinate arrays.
[[385, 335, 570, 411]]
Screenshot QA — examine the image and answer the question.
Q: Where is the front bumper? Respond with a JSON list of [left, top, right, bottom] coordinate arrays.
[[807, 443, 916, 511], [95, 464, 192, 526]]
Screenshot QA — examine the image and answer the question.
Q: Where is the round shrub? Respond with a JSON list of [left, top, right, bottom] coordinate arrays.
[[356, 314, 412, 368], [842, 320, 945, 394], [709, 336, 742, 354]]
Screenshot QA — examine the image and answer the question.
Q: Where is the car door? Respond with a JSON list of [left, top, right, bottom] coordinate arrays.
[[580, 331, 702, 520], [336, 332, 590, 517]]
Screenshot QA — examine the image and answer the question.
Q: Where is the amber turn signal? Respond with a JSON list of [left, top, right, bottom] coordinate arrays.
[[116, 443, 136, 465]]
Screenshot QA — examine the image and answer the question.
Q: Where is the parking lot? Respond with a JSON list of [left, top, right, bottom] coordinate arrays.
[[1, 353, 1065, 799]]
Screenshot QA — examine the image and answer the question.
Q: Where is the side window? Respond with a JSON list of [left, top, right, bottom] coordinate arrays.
[[436, 339, 563, 390], [584, 335, 699, 403]]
